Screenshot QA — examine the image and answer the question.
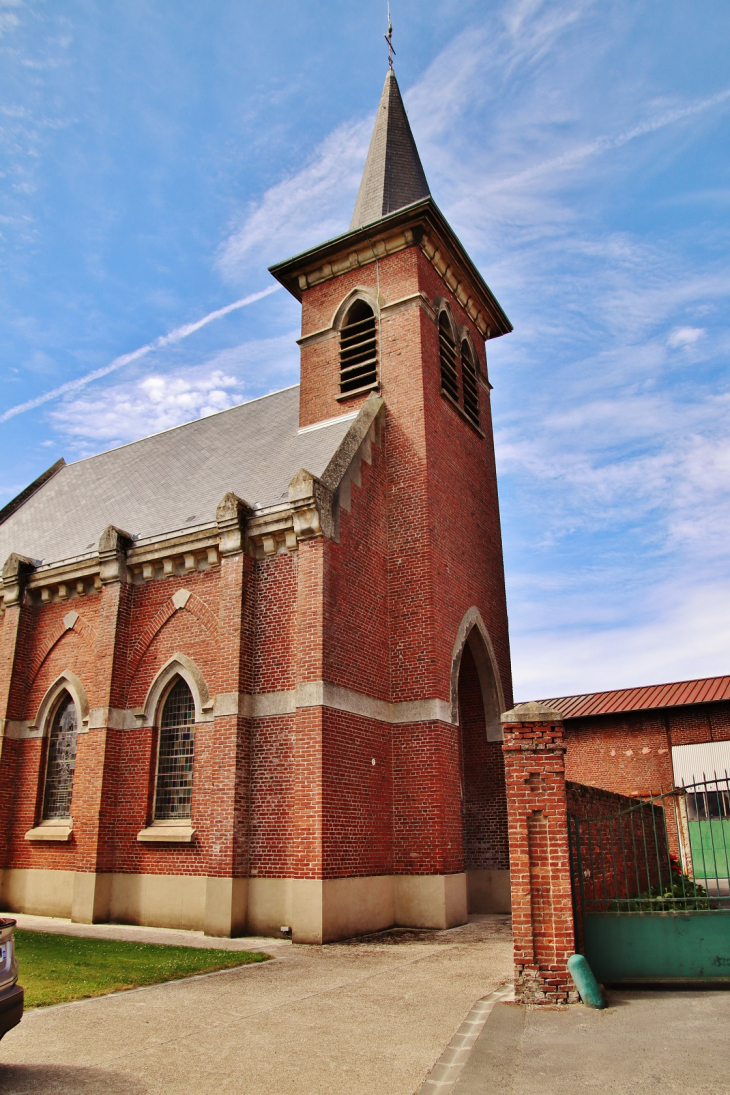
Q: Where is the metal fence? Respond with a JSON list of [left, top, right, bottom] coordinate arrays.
[[569, 774, 730, 919]]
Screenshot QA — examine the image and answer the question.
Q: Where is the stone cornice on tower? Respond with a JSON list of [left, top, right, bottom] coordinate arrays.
[[269, 196, 512, 340]]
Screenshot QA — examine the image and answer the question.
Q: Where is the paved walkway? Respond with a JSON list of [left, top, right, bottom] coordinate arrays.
[[448, 988, 730, 1095], [0, 913, 513, 1095]]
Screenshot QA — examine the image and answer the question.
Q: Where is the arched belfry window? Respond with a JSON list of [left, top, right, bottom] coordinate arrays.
[[43, 693, 78, 819], [439, 312, 458, 402], [340, 299, 377, 395], [154, 677, 195, 820], [461, 340, 479, 428]]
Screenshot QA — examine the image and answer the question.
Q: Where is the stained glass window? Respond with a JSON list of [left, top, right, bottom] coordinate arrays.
[[154, 678, 195, 820], [43, 693, 78, 819]]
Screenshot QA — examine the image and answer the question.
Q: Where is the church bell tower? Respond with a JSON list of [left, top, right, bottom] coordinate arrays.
[[269, 64, 514, 938]]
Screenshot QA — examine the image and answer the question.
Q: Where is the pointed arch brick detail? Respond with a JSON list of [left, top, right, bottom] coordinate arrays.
[[186, 593, 218, 636], [26, 612, 97, 687], [127, 591, 217, 680]]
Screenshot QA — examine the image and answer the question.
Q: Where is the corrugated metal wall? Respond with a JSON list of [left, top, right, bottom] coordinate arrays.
[[672, 741, 730, 787]]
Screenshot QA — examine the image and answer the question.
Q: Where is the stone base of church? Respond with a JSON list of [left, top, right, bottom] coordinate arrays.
[[0, 867, 510, 941], [247, 873, 471, 942], [1, 868, 76, 921], [466, 869, 511, 914]]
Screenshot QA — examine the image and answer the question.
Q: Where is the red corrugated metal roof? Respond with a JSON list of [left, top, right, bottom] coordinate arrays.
[[537, 675, 730, 719]]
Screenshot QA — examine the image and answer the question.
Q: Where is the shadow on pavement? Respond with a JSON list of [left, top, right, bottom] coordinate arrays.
[[0, 1064, 147, 1094], [336, 914, 512, 947]]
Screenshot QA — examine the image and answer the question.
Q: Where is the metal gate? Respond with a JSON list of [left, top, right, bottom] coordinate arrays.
[[569, 775, 730, 983]]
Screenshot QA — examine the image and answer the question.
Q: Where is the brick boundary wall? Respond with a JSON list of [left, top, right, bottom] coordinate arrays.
[[502, 702, 575, 1005], [566, 782, 671, 953], [567, 782, 672, 895]]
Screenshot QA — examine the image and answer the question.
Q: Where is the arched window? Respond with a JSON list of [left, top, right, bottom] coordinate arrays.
[[42, 693, 78, 819], [461, 340, 479, 427], [339, 300, 377, 395], [439, 312, 458, 402], [154, 677, 195, 820]]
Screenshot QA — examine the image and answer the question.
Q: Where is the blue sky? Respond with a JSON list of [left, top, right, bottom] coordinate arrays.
[[1, 0, 729, 699]]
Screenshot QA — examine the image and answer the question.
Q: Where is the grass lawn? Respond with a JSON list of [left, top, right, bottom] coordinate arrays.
[[15, 930, 271, 1008]]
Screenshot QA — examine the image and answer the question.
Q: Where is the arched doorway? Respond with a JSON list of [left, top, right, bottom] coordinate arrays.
[[454, 620, 511, 913]]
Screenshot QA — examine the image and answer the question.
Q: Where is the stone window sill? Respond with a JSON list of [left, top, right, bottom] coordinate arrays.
[[25, 821, 73, 842], [336, 381, 380, 403], [137, 823, 196, 843]]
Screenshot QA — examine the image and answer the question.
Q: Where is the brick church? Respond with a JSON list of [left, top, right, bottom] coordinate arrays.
[[0, 69, 515, 942]]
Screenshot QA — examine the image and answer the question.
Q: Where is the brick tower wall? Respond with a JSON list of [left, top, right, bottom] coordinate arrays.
[[297, 240, 512, 919]]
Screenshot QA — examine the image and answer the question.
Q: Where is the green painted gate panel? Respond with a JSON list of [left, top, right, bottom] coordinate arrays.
[[584, 911, 730, 983], [688, 819, 730, 879]]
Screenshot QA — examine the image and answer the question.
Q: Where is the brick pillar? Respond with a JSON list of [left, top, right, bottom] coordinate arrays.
[[0, 555, 35, 871], [71, 526, 132, 923], [291, 534, 325, 943], [502, 702, 575, 1005], [203, 492, 253, 937]]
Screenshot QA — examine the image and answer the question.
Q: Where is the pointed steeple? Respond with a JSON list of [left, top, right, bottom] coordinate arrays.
[[350, 69, 430, 230]]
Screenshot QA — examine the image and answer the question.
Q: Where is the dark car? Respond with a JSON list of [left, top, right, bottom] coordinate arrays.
[[0, 918, 23, 1039]]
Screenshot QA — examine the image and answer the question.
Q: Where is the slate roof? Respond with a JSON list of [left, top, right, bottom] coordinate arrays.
[[0, 385, 355, 569], [350, 69, 430, 230], [538, 676, 730, 719]]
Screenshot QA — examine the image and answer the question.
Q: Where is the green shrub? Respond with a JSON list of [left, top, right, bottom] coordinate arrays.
[[614, 870, 709, 912]]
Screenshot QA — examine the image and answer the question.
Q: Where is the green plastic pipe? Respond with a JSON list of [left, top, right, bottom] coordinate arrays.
[[567, 953, 607, 1009]]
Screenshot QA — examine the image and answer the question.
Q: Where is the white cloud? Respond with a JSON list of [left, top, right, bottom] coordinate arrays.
[[513, 581, 730, 700], [0, 286, 281, 424], [51, 369, 244, 448], [496, 384, 730, 597], [0, 0, 20, 38], [49, 330, 300, 450], [217, 120, 371, 282], [471, 87, 730, 204], [668, 325, 706, 349]]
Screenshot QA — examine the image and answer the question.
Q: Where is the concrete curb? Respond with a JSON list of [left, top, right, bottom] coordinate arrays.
[[416, 984, 514, 1094]]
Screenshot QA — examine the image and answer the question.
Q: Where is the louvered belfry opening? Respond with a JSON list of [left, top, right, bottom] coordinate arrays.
[[439, 313, 458, 402], [339, 299, 378, 395], [461, 340, 479, 427]]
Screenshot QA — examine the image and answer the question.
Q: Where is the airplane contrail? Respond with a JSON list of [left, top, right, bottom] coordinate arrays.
[[486, 86, 730, 193], [0, 284, 281, 424]]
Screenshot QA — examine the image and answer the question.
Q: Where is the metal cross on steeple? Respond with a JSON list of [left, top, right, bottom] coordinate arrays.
[[384, 4, 396, 69]]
